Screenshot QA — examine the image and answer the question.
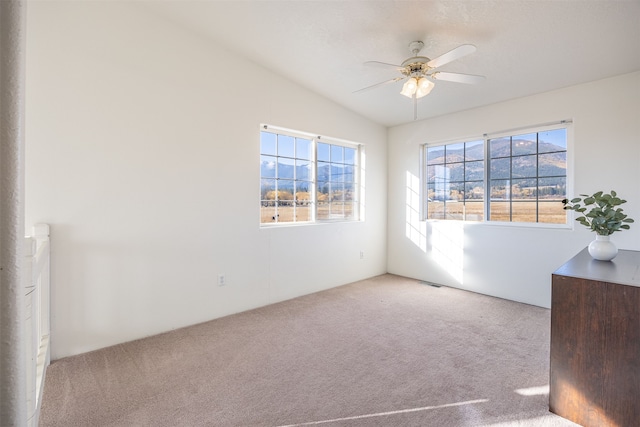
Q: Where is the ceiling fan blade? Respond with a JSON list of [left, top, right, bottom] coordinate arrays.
[[364, 60, 404, 70], [353, 76, 404, 93], [431, 71, 485, 84], [427, 44, 476, 69]]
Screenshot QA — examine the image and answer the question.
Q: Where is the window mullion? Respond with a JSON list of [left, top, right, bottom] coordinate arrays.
[[312, 138, 318, 222], [509, 136, 513, 223], [484, 135, 490, 222]]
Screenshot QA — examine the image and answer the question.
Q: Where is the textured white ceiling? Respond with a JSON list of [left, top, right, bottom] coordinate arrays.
[[145, 0, 640, 127]]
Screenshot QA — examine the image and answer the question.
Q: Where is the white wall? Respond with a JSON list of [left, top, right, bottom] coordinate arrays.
[[388, 71, 640, 308], [25, 1, 387, 359]]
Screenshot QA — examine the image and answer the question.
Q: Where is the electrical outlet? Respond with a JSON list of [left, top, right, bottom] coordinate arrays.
[[218, 274, 226, 286]]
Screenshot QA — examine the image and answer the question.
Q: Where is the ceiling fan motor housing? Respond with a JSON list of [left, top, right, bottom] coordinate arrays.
[[401, 57, 432, 78]]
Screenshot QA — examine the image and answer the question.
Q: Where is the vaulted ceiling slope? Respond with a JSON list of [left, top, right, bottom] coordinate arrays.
[[144, 0, 640, 127]]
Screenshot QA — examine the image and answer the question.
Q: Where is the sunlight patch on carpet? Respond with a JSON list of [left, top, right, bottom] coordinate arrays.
[[514, 385, 549, 396], [278, 399, 489, 426]]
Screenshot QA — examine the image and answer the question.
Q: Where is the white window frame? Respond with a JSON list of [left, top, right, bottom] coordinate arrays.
[[260, 124, 362, 226], [422, 120, 572, 228]]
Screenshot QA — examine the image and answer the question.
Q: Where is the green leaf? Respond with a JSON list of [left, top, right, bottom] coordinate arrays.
[[565, 190, 633, 234]]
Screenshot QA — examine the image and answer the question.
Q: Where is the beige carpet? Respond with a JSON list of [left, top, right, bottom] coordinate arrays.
[[39, 274, 579, 426]]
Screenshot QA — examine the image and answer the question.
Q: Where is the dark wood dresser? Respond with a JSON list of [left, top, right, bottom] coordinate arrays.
[[550, 248, 640, 427]]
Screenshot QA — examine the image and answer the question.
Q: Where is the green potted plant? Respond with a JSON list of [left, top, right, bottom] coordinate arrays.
[[562, 190, 634, 260]]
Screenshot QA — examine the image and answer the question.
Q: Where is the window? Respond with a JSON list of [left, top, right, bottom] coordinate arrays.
[[426, 140, 485, 221], [317, 142, 357, 220], [260, 125, 361, 225], [424, 123, 569, 225]]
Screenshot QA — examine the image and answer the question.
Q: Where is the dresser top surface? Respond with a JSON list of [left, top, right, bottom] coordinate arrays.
[[553, 248, 640, 287]]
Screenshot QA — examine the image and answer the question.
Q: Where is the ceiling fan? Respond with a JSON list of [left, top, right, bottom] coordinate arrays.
[[355, 41, 485, 120]]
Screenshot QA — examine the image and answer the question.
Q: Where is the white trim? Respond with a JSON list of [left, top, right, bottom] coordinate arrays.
[[483, 119, 573, 140], [260, 124, 361, 149]]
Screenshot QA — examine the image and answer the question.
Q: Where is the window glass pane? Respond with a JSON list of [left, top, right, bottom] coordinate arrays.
[[295, 181, 311, 198], [260, 132, 277, 155], [343, 201, 355, 220], [448, 163, 464, 182], [539, 176, 566, 200], [295, 204, 312, 222], [343, 181, 355, 199], [538, 200, 566, 224], [261, 179, 276, 200], [512, 178, 537, 200], [261, 205, 277, 223], [344, 165, 354, 183], [512, 201, 537, 223], [432, 165, 450, 200], [344, 147, 356, 165], [512, 154, 537, 178], [427, 146, 445, 165], [260, 155, 277, 178], [330, 201, 344, 218], [317, 161, 330, 181], [465, 160, 484, 181], [489, 137, 510, 158], [490, 157, 510, 179], [295, 159, 311, 181], [539, 129, 567, 153], [465, 182, 484, 201], [490, 179, 510, 221], [317, 143, 330, 162], [331, 183, 345, 201], [317, 180, 329, 195], [512, 133, 537, 156], [278, 134, 295, 158], [278, 181, 294, 198], [464, 201, 484, 221], [446, 143, 465, 163], [317, 198, 330, 219], [490, 179, 510, 200], [296, 138, 311, 160], [490, 201, 510, 222], [427, 165, 438, 184], [275, 201, 293, 222], [277, 157, 295, 179], [464, 182, 484, 222], [332, 164, 345, 183], [427, 182, 436, 203], [538, 152, 566, 177], [444, 201, 464, 220], [465, 140, 484, 161], [331, 145, 344, 163], [428, 199, 445, 219], [449, 182, 464, 201]]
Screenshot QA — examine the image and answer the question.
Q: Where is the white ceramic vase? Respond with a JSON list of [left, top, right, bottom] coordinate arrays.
[[588, 234, 618, 261]]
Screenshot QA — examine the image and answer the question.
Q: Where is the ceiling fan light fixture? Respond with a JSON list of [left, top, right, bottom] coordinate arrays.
[[400, 77, 418, 98], [415, 77, 434, 98]]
